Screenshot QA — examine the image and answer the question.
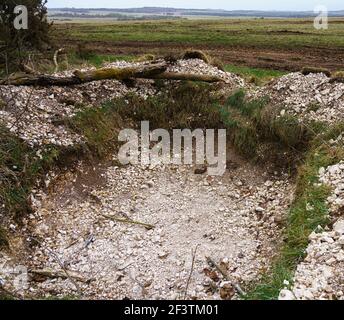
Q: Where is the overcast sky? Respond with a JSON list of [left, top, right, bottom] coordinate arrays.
[[47, 1, 343, 11]]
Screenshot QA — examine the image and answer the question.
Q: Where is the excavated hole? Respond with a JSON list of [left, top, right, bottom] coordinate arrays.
[[20, 144, 295, 300]]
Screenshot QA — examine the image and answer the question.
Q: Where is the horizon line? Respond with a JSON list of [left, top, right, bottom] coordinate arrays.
[[47, 7, 344, 12]]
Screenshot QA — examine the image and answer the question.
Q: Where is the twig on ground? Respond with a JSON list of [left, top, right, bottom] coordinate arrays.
[[184, 244, 200, 299], [30, 236, 83, 296], [101, 214, 155, 230], [30, 268, 86, 282], [206, 256, 246, 296]]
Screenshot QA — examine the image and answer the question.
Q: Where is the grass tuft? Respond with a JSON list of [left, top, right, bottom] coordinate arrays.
[[67, 104, 124, 158], [0, 124, 84, 222], [245, 144, 335, 300], [182, 50, 210, 63], [225, 65, 286, 85], [107, 82, 222, 130], [0, 226, 9, 249], [134, 54, 156, 62]]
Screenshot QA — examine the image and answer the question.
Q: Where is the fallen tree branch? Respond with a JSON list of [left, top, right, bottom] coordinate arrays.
[[30, 237, 82, 296], [0, 61, 224, 86], [0, 61, 167, 86], [0, 73, 82, 86], [150, 72, 223, 83], [29, 268, 86, 282], [101, 214, 155, 230], [74, 60, 167, 82]]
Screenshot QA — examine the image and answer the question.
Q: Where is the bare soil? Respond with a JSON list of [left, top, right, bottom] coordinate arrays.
[[62, 39, 344, 72]]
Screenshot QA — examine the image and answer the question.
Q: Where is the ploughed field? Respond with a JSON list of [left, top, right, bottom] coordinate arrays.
[[53, 18, 344, 71]]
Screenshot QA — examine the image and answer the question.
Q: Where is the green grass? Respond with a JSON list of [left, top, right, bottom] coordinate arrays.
[[0, 123, 89, 229], [220, 91, 344, 299], [221, 90, 312, 159], [225, 64, 287, 85], [246, 144, 341, 299], [0, 126, 61, 220], [107, 82, 222, 130], [67, 51, 134, 69], [67, 103, 125, 158], [52, 18, 344, 49], [83, 54, 134, 67]]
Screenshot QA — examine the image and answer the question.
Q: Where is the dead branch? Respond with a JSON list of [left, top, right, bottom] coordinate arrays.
[[0, 60, 224, 86], [206, 256, 246, 296], [74, 60, 167, 82], [53, 48, 64, 73], [21, 64, 37, 75], [184, 244, 200, 299], [30, 236, 82, 296], [150, 72, 223, 82], [29, 268, 86, 282]]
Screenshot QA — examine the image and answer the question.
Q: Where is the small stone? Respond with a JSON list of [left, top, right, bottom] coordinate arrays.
[[265, 180, 273, 187], [278, 289, 295, 300], [146, 180, 154, 188], [334, 219, 344, 235], [158, 251, 169, 259], [326, 257, 336, 265], [335, 252, 344, 262], [338, 236, 344, 245]]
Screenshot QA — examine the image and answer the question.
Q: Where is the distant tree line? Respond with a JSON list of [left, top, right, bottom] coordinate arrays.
[[50, 12, 182, 21]]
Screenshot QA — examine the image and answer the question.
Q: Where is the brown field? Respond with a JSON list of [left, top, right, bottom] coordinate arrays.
[[53, 18, 344, 71]]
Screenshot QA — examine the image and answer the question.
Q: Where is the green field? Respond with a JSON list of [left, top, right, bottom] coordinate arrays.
[[54, 18, 344, 49]]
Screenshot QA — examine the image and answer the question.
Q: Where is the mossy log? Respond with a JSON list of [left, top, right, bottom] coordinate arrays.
[[0, 74, 82, 86], [74, 61, 168, 82], [0, 61, 224, 86], [149, 72, 223, 82]]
